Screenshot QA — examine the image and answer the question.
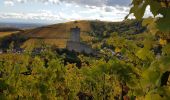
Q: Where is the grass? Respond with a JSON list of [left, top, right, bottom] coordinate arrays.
[[24, 20, 91, 38], [0, 31, 19, 37], [21, 39, 67, 49], [21, 20, 93, 49], [0, 20, 142, 49]]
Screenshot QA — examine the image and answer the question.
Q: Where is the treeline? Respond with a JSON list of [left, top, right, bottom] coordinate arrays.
[[0, 33, 28, 49], [0, 27, 21, 32], [89, 19, 146, 38]]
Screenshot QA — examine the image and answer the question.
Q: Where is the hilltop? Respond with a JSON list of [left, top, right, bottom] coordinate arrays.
[[23, 19, 144, 38], [0, 20, 145, 50]]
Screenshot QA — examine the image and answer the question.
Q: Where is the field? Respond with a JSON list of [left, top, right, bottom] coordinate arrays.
[[0, 31, 19, 37], [21, 38, 68, 49], [20, 20, 92, 49], [0, 20, 145, 50], [24, 20, 91, 38]]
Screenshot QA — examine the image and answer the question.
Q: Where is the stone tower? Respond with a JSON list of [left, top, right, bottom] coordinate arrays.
[[70, 26, 80, 42], [66, 26, 96, 55]]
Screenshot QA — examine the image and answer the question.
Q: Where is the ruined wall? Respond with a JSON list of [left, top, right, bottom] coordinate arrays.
[[66, 41, 96, 54], [66, 26, 97, 55]]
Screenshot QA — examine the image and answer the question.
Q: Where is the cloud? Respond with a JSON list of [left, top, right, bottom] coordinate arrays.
[[0, 3, 152, 23], [0, 9, 86, 23], [106, 0, 130, 6], [104, 7, 113, 12], [76, 5, 130, 21], [4, 0, 14, 6], [66, 0, 108, 7], [4, 0, 131, 6], [61, 0, 131, 6], [3, 0, 61, 5], [2, 0, 132, 22], [2, 0, 153, 23], [0, 4, 131, 23], [0, 10, 60, 21]]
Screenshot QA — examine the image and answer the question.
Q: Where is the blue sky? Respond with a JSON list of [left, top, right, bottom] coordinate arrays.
[[0, 0, 135, 24]]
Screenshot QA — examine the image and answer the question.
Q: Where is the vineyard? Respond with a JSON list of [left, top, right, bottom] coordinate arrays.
[[0, 0, 170, 100]]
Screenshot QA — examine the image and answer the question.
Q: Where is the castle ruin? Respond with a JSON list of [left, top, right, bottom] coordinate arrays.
[[70, 26, 80, 42], [66, 26, 96, 55]]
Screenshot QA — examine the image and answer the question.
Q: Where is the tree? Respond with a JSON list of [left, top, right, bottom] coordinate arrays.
[[8, 41, 14, 53]]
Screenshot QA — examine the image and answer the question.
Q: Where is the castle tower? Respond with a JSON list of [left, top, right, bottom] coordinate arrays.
[[70, 26, 80, 42], [66, 26, 96, 55]]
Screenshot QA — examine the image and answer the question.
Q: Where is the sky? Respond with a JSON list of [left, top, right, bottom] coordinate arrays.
[[0, 0, 152, 24]]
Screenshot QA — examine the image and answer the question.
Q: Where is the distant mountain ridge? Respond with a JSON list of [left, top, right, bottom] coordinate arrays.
[[0, 22, 46, 30]]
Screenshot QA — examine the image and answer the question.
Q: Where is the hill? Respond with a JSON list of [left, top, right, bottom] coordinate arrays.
[[19, 20, 91, 48], [0, 27, 22, 38], [0, 22, 46, 44], [0, 20, 146, 50], [24, 20, 91, 38], [0, 22, 45, 29]]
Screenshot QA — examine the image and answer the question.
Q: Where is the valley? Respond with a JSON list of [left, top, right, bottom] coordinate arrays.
[[0, 0, 170, 99]]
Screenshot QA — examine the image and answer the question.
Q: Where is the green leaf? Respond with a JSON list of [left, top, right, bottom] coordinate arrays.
[[149, 1, 161, 16], [156, 86, 170, 99], [145, 93, 164, 100], [156, 8, 170, 32], [162, 44, 170, 56], [142, 69, 161, 86], [130, 2, 148, 20], [0, 80, 8, 90], [39, 83, 48, 94], [0, 94, 6, 100], [136, 48, 154, 61], [159, 56, 170, 72], [133, 88, 145, 96]]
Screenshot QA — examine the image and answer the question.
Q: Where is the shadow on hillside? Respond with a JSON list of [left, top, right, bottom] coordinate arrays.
[[0, 32, 29, 49]]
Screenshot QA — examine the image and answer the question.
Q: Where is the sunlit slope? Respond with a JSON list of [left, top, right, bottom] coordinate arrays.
[[21, 39, 68, 49], [21, 20, 92, 48], [24, 20, 91, 38], [0, 31, 19, 37], [20, 19, 144, 49]]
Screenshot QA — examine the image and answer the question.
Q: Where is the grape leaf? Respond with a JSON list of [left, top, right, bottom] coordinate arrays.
[[149, 1, 161, 16], [156, 8, 170, 32]]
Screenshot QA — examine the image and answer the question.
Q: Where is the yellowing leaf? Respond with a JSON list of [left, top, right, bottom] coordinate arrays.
[[159, 38, 167, 46], [142, 17, 154, 26], [115, 47, 121, 53], [160, 2, 166, 8]]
